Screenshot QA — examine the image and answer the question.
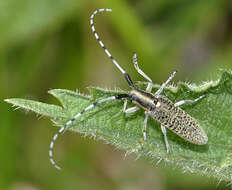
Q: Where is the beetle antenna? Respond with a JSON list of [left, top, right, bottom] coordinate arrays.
[[49, 94, 129, 170], [90, 9, 135, 89]]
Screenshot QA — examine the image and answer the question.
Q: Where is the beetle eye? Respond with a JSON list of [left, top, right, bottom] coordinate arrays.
[[153, 99, 158, 105]]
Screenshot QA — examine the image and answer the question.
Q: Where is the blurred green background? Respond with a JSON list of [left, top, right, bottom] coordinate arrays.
[[1, 0, 232, 189]]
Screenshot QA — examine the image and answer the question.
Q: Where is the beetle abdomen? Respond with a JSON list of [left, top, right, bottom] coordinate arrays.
[[148, 96, 208, 145]]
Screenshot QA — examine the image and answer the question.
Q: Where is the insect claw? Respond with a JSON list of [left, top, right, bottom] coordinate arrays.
[[201, 95, 206, 99], [198, 94, 206, 101], [166, 143, 170, 153], [143, 132, 147, 141]]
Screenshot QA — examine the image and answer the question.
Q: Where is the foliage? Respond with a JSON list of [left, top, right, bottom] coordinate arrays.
[[6, 71, 232, 184], [2, 0, 232, 189]]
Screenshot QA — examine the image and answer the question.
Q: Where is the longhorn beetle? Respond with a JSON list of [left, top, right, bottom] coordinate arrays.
[[49, 8, 208, 170]]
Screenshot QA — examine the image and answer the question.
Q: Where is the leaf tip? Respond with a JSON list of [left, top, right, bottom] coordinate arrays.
[[4, 98, 11, 103], [4, 98, 18, 105]]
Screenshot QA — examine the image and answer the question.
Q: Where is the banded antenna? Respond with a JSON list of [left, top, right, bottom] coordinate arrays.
[[90, 8, 135, 89]]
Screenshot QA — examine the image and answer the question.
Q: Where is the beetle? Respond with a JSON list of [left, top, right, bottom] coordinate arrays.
[[49, 8, 208, 170]]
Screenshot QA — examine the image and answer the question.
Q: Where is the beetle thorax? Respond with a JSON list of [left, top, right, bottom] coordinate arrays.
[[129, 89, 161, 111]]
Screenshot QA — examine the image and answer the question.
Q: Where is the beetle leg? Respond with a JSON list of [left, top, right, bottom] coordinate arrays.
[[161, 125, 170, 153], [143, 112, 149, 141], [175, 94, 205, 107], [123, 99, 140, 114], [155, 71, 177, 96], [133, 53, 153, 92]]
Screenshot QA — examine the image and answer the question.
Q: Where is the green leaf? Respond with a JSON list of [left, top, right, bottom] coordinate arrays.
[[5, 71, 232, 184], [5, 98, 66, 118]]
